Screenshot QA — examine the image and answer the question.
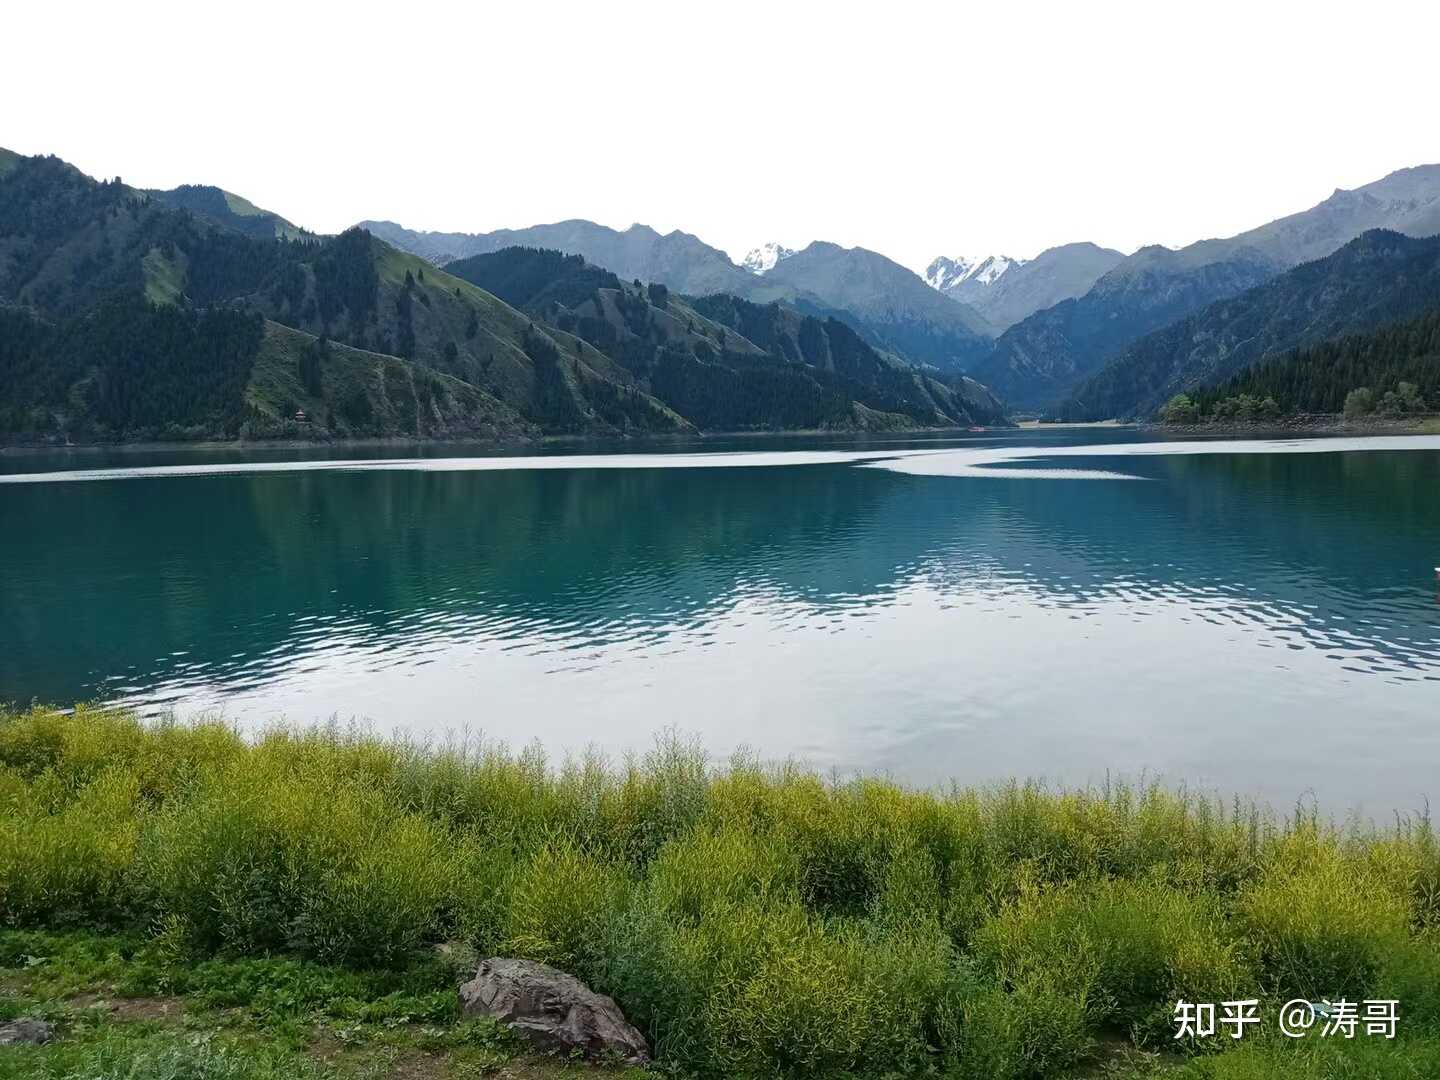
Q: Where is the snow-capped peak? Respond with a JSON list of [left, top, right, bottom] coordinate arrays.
[[740, 242, 797, 275], [924, 253, 1027, 292]]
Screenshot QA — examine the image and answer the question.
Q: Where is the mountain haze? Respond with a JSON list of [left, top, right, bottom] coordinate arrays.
[[963, 243, 1125, 331]]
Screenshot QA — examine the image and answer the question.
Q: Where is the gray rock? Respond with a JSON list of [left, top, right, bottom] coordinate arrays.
[[0, 1018, 54, 1045], [459, 958, 648, 1063]]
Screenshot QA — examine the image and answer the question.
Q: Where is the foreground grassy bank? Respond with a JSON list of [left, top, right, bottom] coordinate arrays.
[[2, 706, 1438, 1078]]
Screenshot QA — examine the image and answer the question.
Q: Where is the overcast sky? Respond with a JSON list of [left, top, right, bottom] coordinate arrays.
[[5, 1, 1438, 273]]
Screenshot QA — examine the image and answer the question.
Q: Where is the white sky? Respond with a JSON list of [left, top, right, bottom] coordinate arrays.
[[4, 0, 1438, 273]]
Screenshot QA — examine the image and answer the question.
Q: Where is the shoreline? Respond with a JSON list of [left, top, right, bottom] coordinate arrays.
[[1014, 418, 1134, 429], [1145, 412, 1440, 437], [0, 422, 1019, 457]]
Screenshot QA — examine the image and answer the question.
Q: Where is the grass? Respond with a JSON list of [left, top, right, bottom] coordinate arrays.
[[0, 928, 641, 1079], [1, 705, 1438, 1078], [242, 321, 530, 440], [141, 246, 186, 306]]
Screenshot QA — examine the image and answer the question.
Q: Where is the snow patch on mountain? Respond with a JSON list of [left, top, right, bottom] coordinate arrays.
[[925, 253, 1027, 293], [740, 242, 797, 275]]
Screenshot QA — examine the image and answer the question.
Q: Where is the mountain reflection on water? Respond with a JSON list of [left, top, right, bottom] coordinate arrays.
[[2, 432, 1437, 814]]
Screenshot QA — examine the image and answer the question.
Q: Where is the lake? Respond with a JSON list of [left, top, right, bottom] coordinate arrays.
[[3, 429, 1438, 815]]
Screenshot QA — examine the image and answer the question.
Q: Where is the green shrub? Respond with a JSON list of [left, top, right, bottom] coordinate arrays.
[[973, 877, 1251, 1044], [133, 762, 454, 963], [4, 706, 1440, 1079], [950, 966, 1095, 1079], [1374, 933, 1440, 1035], [609, 893, 953, 1077], [0, 767, 140, 924], [1238, 841, 1408, 999], [499, 838, 628, 979]]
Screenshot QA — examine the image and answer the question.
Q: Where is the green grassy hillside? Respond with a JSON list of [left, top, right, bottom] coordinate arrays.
[[148, 184, 307, 241], [242, 321, 535, 440], [257, 237, 692, 435]]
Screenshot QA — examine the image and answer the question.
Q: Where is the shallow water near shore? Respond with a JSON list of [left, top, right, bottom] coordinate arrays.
[[3, 429, 1438, 815]]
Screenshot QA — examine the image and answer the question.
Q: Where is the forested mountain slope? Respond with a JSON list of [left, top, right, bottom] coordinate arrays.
[[969, 164, 1440, 411], [364, 219, 997, 373], [148, 185, 305, 241], [1189, 305, 1440, 418], [446, 248, 1007, 430], [971, 248, 1282, 411], [0, 151, 1008, 442], [1062, 231, 1440, 419], [0, 152, 686, 439]]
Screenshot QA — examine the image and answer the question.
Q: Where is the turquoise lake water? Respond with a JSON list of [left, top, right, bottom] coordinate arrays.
[[3, 429, 1438, 814]]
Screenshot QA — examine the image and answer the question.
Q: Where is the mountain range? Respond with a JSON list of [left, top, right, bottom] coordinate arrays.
[[925, 244, 1125, 331], [969, 165, 1440, 411], [1061, 229, 1440, 419], [925, 254, 1024, 295], [370, 162, 1440, 418], [0, 149, 1006, 444], [361, 221, 995, 372], [3, 142, 1439, 445]]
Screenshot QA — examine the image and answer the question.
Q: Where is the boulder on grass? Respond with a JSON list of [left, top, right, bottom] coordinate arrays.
[[0, 1018, 53, 1045], [459, 958, 649, 1064]]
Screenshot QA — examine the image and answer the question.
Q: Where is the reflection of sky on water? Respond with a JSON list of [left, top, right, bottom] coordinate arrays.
[[2, 433, 1437, 815]]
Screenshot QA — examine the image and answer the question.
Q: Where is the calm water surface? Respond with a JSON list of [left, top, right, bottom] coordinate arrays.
[[3, 430, 1438, 814]]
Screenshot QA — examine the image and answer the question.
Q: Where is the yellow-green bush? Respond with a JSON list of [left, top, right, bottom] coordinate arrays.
[[132, 754, 456, 963], [950, 965, 1096, 1079], [973, 877, 1251, 1046], [499, 838, 628, 977], [2, 705, 1437, 1078], [0, 766, 141, 922], [1237, 836, 1409, 999]]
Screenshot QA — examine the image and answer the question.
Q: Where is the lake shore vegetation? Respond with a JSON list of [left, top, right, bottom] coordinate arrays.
[[2, 705, 1438, 1078]]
